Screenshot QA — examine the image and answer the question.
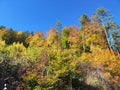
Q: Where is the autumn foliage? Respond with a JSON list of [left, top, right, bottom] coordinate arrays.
[[0, 8, 120, 90]]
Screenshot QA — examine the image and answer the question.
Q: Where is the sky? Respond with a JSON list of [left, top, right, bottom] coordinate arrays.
[[0, 0, 120, 33]]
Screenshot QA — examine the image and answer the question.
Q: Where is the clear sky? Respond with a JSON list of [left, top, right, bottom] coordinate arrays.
[[0, 0, 120, 33]]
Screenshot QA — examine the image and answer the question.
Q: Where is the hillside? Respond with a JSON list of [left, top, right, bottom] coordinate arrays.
[[0, 8, 120, 90]]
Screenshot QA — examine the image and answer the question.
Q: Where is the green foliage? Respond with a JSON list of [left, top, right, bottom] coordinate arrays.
[[80, 14, 90, 25], [60, 27, 70, 49]]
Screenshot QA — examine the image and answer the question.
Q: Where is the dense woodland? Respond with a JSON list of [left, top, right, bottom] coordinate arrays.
[[0, 8, 120, 90]]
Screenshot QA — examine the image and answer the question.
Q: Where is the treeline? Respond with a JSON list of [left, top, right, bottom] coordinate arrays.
[[0, 8, 120, 90], [0, 26, 31, 47]]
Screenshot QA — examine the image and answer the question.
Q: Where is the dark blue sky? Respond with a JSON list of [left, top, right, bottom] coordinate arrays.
[[0, 0, 120, 33]]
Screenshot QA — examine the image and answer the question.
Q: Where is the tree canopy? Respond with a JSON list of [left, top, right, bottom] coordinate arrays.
[[0, 8, 120, 90]]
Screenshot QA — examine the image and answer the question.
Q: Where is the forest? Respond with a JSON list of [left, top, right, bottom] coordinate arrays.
[[0, 8, 120, 90]]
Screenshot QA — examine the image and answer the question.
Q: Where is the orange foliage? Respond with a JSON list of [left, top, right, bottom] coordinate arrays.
[[83, 21, 107, 49]]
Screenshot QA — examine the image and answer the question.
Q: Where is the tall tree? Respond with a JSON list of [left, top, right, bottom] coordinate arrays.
[[80, 14, 90, 26], [111, 24, 120, 56], [80, 14, 90, 52], [55, 21, 62, 35], [60, 27, 70, 49], [94, 8, 113, 51]]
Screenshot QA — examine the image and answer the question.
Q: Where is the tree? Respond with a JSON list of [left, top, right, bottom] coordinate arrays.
[[47, 28, 58, 46], [15, 31, 30, 47], [80, 14, 90, 52], [80, 14, 90, 26], [60, 27, 70, 49], [111, 25, 120, 57], [3, 29, 16, 45], [94, 8, 113, 51], [55, 21, 62, 35], [83, 20, 107, 49], [27, 32, 44, 47], [68, 26, 80, 49], [0, 25, 6, 30]]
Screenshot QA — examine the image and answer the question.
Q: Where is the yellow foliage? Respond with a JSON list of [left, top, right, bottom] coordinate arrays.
[[81, 46, 120, 76]]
